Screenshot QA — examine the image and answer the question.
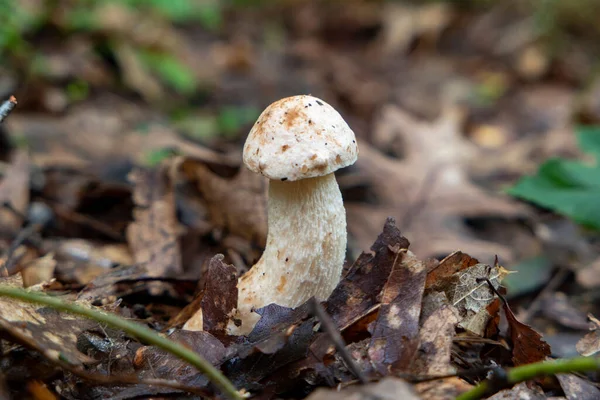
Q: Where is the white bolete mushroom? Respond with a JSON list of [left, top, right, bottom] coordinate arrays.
[[184, 95, 358, 335], [235, 94, 358, 333]]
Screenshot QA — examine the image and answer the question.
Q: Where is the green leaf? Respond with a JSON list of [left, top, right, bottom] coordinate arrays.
[[137, 51, 197, 95], [509, 125, 600, 230], [504, 255, 553, 298], [509, 175, 600, 230], [577, 125, 600, 157]]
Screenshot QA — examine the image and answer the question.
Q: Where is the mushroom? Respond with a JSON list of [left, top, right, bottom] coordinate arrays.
[[185, 95, 358, 335]]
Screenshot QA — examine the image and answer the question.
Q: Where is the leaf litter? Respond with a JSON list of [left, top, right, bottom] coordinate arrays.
[[1, 1, 600, 399]]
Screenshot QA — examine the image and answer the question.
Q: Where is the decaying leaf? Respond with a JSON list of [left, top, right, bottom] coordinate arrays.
[[180, 158, 268, 248], [346, 105, 529, 262], [504, 298, 551, 366], [326, 217, 410, 329], [49, 239, 133, 285], [179, 254, 238, 334], [414, 377, 473, 400], [134, 330, 226, 389], [305, 377, 420, 400], [0, 275, 96, 366], [20, 253, 57, 288], [425, 255, 508, 336], [0, 151, 30, 233], [452, 263, 510, 335], [425, 251, 479, 291], [224, 303, 315, 391], [540, 292, 590, 331], [411, 303, 459, 375], [557, 373, 600, 400], [576, 314, 600, 357], [368, 249, 426, 374], [486, 382, 545, 400], [126, 166, 182, 278]]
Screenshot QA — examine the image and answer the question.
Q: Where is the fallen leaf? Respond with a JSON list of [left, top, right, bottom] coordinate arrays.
[[576, 314, 600, 357], [305, 377, 420, 400], [126, 165, 182, 278], [180, 158, 268, 248], [452, 263, 510, 335], [504, 298, 551, 366], [425, 251, 479, 291], [411, 303, 459, 375], [486, 382, 545, 400], [48, 239, 133, 285], [0, 275, 96, 366], [134, 330, 226, 389], [180, 254, 238, 335], [414, 377, 473, 400], [0, 151, 30, 233], [557, 373, 600, 400], [21, 253, 57, 288], [540, 292, 590, 331], [224, 303, 315, 392], [346, 105, 528, 261], [326, 217, 410, 330], [577, 256, 600, 289], [368, 249, 426, 374]]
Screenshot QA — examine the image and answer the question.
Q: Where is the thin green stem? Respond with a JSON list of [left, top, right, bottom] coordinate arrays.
[[457, 357, 600, 400], [0, 286, 243, 400]]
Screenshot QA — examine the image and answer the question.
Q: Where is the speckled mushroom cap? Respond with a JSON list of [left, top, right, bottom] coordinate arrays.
[[243, 95, 358, 181]]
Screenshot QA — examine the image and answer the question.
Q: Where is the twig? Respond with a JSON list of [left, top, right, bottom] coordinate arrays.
[[456, 357, 600, 400], [0, 96, 17, 124], [0, 286, 244, 400], [310, 298, 368, 384]]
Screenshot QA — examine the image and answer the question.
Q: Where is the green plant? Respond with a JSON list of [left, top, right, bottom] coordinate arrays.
[[508, 126, 600, 230]]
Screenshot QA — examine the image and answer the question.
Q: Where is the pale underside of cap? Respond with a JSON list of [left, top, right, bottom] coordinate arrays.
[[243, 95, 358, 181]]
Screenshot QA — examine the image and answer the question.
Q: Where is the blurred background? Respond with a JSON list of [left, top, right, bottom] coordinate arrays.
[[1, 0, 600, 333]]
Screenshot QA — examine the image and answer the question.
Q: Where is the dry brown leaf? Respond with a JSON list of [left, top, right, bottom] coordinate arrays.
[[368, 249, 426, 374], [0, 151, 30, 233], [576, 256, 600, 289], [557, 373, 600, 400], [126, 166, 182, 278], [347, 105, 528, 262], [180, 158, 268, 247], [426, 258, 508, 336], [179, 254, 238, 334], [326, 217, 410, 330], [486, 382, 545, 400], [540, 292, 590, 331], [4, 100, 236, 170], [576, 314, 600, 357], [504, 298, 551, 366], [425, 251, 479, 291], [411, 303, 459, 375], [305, 377, 420, 400], [414, 377, 473, 400], [21, 253, 57, 288], [48, 239, 133, 285], [0, 275, 96, 366]]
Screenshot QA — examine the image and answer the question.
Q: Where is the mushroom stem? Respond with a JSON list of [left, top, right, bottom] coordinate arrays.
[[232, 173, 346, 334]]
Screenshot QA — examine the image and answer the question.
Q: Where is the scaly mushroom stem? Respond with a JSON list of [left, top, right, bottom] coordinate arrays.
[[232, 173, 346, 334]]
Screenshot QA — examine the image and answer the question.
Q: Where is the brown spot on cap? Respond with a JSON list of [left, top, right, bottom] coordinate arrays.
[[277, 276, 287, 292], [284, 107, 304, 129], [335, 155, 341, 163], [281, 144, 289, 152]]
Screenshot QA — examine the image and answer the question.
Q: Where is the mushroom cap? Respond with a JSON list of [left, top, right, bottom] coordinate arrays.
[[243, 95, 358, 181]]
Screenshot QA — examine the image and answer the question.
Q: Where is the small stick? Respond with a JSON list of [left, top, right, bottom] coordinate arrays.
[[310, 298, 368, 384], [0, 96, 17, 124]]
